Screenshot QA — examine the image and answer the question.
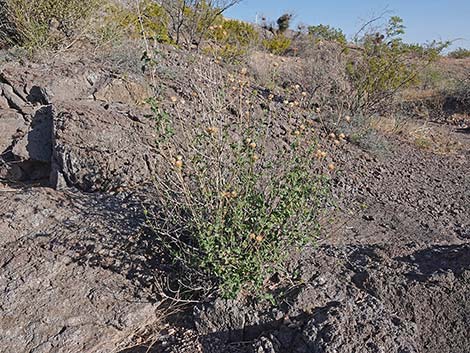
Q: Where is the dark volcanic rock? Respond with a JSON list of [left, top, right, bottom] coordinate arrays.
[[50, 101, 157, 192], [0, 187, 158, 353]]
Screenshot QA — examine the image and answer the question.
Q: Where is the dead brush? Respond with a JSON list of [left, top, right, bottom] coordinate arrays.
[[109, 297, 191, 353], [371, 116, 462, 154], [0, 0, 102, 50]]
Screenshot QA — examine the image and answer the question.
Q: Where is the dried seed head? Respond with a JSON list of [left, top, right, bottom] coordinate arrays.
[[206, 127, 218, 134]]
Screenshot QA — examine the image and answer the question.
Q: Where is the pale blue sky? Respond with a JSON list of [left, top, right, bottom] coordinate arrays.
[[225, 0, 470, 50]]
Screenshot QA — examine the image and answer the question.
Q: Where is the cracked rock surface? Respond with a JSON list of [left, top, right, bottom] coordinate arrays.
[[0, 187, 158, 353]]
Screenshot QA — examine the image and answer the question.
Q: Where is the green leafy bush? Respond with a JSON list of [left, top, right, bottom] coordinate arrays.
[[263, 34, 291, 55], [99, 1, 171, 44], [149, 117, 327, 299], [0, 0, 101, 49], [145, 65, 328, 299], [347, 16, 447, 113], [205, 18, 259, 61], [308, 24, 346, 45]]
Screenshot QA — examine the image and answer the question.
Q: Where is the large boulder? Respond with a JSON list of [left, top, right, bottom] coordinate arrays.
[[51, 101, 157, 191], [1, 73, 157, 191]]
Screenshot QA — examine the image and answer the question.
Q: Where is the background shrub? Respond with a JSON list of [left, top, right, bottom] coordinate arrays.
[[262, 34, 292, 55], [161, 0, 241, 47], [98, 1, 172, 45], [308, 24, 346, 45], [0, 0, 101, 49], [448, 47, 470, 59], [205, 18, 259, 61], [346, 16, 447, 113]]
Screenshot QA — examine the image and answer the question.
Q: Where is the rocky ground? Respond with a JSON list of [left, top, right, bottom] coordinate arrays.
[[0, 49, 469, 353]]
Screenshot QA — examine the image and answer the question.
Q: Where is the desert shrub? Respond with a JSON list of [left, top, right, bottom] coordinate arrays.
[[145, 63, 328, 299], [266, 42, 354, 124], [448, 47, 470, 59], [445, 73, 470, 114], [343, 115, 392, 155], [346, 16, 447, 113], [0, 0, 101, 49], [418, 67, 444, 90], [98, 1, 171, 45], [161, 0, 241, 47], [263, 34, 292, 55], [308, 24, 346, 45], [205, 18, 259, 61]]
